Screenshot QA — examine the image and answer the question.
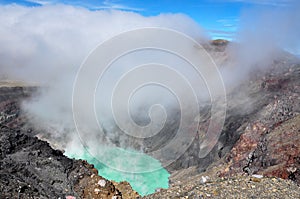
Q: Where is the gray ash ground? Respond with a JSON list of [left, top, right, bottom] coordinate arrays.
[[144, 176, 300, 199]]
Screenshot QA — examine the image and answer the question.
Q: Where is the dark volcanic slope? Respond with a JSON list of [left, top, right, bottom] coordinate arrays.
[[1, 125, 75, 198], [0, 84, 137, 199], [0, 125, 135, 198]]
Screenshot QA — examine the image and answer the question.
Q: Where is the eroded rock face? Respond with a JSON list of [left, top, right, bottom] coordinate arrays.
[[168, 45, 300, 185], [238, 115, 300, 184], [216, 63, 300, 185]]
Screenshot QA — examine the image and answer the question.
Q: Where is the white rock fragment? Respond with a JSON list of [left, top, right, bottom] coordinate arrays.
[[155, 188, 162, 192], [65, 196, 76, 199], [98, 179, 106, 187], [252, 174, 263, 179], [287, 167, 297, 173], [94, 188, 101, 194], [200, 176, 210, 184]]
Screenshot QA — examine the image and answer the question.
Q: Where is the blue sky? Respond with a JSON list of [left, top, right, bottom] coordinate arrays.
[[0, 0, 296, 39]]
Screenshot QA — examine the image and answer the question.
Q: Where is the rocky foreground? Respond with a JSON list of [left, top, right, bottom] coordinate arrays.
[[1, 41, 300, 198], [144, 176, 300, 198]]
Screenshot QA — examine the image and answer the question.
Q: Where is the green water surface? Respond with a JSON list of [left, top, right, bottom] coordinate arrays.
[[65, 146, 170, 196]]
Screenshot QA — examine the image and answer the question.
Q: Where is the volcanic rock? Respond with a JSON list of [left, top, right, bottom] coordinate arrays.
[[0, 83, 138, 199]]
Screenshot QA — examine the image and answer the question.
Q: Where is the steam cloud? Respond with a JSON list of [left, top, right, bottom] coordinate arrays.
[[1, 2, 300, 166], [0, 4, 208, 149], [222, 1, 300, 86]]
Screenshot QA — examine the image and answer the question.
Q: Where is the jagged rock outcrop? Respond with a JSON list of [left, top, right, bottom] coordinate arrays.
[[0, 83, 138, 199], [222, 115, 300, 184]]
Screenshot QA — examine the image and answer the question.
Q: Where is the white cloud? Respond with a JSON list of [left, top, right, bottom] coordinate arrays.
[[98, 0, 144, 11], [216, 18, 238, 29], [0, 4, 206, 82], [208, 29, 235, 40], [216, 0, 295, 6], [23, 0, 144, 12], [25, 0, 52, 5]]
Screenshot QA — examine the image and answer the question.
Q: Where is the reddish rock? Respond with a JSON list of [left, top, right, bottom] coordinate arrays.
[[221, 122, 267, 177], [250, 115, 300, 184], [221, 115, 300, 185]]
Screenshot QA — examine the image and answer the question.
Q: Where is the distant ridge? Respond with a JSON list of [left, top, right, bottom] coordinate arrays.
[[210, 39, 229, 46]]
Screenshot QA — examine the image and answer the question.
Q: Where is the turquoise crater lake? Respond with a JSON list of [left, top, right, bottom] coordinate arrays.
[[65, 146, 170, 196]]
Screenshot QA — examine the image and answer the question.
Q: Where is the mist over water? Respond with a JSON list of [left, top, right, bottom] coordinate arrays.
[[65, 144, 170, 196]]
